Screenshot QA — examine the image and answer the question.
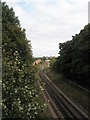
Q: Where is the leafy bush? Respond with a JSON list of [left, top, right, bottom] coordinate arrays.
[[2, 2, 45, 119]]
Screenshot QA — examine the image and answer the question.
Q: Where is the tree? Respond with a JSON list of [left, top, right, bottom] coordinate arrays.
[[2, 2, 45, 119], [53, 24, 90, 87], [42, 56, 46, 61], [50, 57, 56, 70]]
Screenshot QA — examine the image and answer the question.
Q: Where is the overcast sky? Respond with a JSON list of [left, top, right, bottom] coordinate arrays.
[[3, 0, 89, 57]]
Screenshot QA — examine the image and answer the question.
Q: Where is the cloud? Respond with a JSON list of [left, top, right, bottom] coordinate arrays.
[[2, 0, 89, 57]]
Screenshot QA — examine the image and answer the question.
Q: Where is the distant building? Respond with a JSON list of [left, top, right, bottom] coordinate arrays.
[[88, 1, 90, 23], [33, 59, 41, 66], [45, 59, 50, 66]]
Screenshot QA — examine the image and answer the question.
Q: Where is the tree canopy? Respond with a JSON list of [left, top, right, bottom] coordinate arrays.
[[53, 24, 90, 87], [2, 2, 44, 119]]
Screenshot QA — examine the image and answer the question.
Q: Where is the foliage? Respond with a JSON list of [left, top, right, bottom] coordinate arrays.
[[2, 2, 45, 119], [54, 24, 90, 86], [42, 56, 46, 61], [50, 57, 56, 70]]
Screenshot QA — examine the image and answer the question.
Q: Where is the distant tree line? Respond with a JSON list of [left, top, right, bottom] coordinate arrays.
[[53, 24, 90, 87]]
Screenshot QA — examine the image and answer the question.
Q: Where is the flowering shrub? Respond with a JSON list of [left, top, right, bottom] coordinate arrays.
[[2, 2, 46, 119]]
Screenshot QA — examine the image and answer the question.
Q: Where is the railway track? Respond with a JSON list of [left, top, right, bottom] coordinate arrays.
[[39, 70, 89, 120], [66, 79, 90, 93]]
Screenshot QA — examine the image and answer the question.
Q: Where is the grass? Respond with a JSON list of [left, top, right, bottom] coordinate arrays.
[[34, 79, 53, 118], [37, 93, 52, 118], [46, 70, 90, 116]]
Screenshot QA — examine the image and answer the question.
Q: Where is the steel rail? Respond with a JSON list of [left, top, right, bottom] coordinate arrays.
[[39, 70, 89, 120]]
